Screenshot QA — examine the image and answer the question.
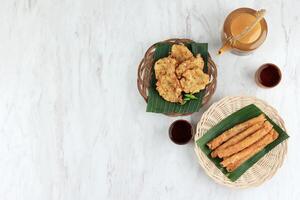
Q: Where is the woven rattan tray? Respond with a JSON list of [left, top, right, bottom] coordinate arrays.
[[137, 38, 217, 116], [194, 96, 288, 188]]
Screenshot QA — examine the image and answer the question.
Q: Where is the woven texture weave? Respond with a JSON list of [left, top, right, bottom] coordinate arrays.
[[194, 96, 288, 188], [137, 38, 217, 116]]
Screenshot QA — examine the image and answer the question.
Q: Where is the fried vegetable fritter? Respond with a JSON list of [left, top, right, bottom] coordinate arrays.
[[156, 74, 183, 103], [153, 44, 209, 104], [154, 57, 177, 79], [176, 54, 204, 78], [170, 44, 193, 63], [180, 68, 209, 94]]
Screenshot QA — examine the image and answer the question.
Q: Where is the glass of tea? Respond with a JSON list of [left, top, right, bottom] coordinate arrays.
[[255, 63, 282, 88], [169, 120, 193, 145]]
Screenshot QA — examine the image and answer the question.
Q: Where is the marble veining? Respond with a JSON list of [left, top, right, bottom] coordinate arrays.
[[0, 0, 300, 199]]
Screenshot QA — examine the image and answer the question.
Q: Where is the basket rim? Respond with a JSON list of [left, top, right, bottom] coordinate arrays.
[[194, 96, 288, 188], [137, 38, 218, 116]]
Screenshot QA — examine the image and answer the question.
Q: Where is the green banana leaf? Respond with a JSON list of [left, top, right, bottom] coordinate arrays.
[[196, 104, 289, 182], [146, 42, 208, 114]]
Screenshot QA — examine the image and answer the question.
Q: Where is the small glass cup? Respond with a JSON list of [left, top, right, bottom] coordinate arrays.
[[169, 120, 192, 145], [255, 63, 282, 88]]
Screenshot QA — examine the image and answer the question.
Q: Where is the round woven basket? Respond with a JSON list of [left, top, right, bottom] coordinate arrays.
[[137, 38, 217, 116], [194, 96, 288, 188]]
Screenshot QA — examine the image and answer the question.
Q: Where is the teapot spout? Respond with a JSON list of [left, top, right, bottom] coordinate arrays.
[[218, 42, 232, 55]]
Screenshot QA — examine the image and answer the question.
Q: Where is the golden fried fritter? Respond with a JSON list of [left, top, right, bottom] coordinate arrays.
[[180, 68, 209, 94], [154, 44, 209, 103], [170, 44, 193, 63], [154, 57, 177, 79], [176, 54, 204, 78], [156, 74, 183, 103]]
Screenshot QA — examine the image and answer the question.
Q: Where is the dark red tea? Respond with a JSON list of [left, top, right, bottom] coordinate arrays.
[[169, 120, 192, 145], [256, 63, 281, 88]]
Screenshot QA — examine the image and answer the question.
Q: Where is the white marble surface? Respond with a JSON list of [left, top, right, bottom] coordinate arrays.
[[0, 0, 300, 199]]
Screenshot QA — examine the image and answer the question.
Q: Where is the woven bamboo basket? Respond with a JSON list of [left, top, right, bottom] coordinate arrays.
[[194, 96, 288, 188], [137, 38, 217, 116]]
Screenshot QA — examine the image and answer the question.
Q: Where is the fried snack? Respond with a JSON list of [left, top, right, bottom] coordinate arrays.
[[207, 114, 266, 150], [154, 44, 209, 104], [176, 54, 204, 78], [154, 57, 177, 79], [226, 153, 252, 172], [156, 74, 183, 103], [154, 57, 182, 103], [211, 121, 264, 158], [222, 129, 279, 168], [170, 44, 193, 63], [180, 68, 209, 94], [218, 121, 273, 158]]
